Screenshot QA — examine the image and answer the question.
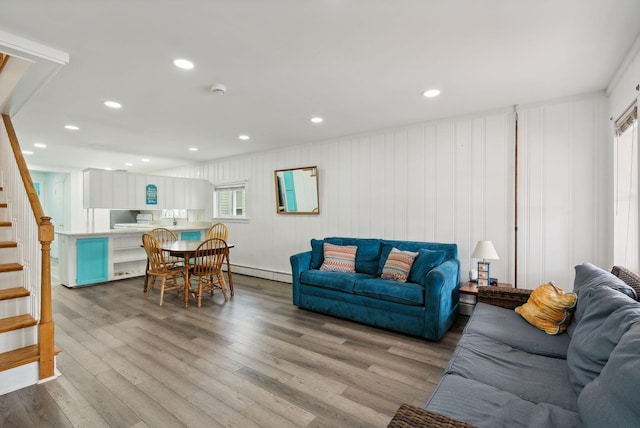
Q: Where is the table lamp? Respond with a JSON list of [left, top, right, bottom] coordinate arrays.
[[472, 240, 499, 287]]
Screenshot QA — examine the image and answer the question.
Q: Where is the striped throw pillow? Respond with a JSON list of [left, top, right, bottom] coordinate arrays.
[[381, 247, 419, 283], [319, 243, 357, 273]]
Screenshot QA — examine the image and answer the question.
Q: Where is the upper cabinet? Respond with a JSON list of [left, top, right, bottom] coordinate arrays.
[[83, 169, 211, 209]]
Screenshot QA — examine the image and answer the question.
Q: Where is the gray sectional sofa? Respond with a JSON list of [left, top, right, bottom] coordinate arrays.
[[391, 263, 640, 428]]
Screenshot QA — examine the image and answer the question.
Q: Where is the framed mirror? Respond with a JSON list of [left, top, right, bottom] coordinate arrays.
[[274, 166, 319, 214]]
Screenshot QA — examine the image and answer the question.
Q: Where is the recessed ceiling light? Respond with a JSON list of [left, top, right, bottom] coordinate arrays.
[[189, 147, 198, 151], [141, 158, 150, 163], [104, 167, 112, 171], [34, 143, 47, 148], [173, 58, 194, 70], [22, 150, 34, 155], [125, 162, 133, 166], [104, 100, 122, 109], [238, 134, 250, 140], [421, 89, 441, 98], [64, 124, 79, 130], [310, 117, 324, 124]]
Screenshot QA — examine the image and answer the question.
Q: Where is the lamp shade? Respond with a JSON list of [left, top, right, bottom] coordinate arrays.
[[472, 240, 500, 260]]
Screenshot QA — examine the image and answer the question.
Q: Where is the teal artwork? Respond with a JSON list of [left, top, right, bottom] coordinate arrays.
[[34, 182, 40, 196], [146, 184, 157, 205]]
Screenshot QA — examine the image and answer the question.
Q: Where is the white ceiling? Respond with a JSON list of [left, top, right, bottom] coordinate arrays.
[[1, 0, 640, 173]]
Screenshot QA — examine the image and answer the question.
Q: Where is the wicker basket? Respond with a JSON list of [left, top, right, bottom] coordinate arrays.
[[388, 403, 477, 428], [477, 286, 532, 309]]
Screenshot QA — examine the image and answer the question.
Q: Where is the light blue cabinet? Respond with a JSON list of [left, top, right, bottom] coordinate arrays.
[[181, 231, 201, 241], [76, 237, 108, 285]]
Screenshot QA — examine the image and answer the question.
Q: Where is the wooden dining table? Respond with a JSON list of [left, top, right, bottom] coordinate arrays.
[[159, 240, 235, 307]]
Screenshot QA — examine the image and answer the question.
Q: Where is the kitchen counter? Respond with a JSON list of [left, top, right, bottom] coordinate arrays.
[[55, 224, 211, 237], [56, 226, 209, 287]]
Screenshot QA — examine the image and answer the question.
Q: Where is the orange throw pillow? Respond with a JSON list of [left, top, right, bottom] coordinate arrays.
[[515, 281, 577, 335]]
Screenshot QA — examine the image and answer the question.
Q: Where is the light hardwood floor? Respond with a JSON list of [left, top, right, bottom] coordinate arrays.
[[0, 274, 467, 427]]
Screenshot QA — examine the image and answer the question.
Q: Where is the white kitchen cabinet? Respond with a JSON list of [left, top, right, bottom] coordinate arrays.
[[83, 168, 112, 208], [112, 171, 128, 208], [83, 169, 211, 209], [172, 177, 185, 208]]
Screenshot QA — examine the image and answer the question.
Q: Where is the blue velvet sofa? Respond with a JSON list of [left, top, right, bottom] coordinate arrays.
[[418, 263, 640, 428], [290, 237, 460, 340]]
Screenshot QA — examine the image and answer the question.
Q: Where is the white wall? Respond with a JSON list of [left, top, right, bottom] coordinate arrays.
[[607, 34, 640, 273], [157, 96, 611, 289], [608, 36, 640, 121], [517, 93, 609, 290]]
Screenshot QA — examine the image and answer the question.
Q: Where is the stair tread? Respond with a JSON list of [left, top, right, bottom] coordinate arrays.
[[0, 287, 30, 301], [0, 241, 17, 248], [0, 221, 11, 227], [0, 203, 6, 208], [0, 345, 39, 371], [0, 262, 23, 273], [0, 344, 62, 372], [0, 314, 37, 333]]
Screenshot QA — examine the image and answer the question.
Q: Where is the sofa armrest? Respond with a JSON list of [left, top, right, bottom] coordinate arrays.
[[387, 403, 477, 428], [477, 286, 532, 309], [290, 251, 312, 306], [423, 258, 460, 340]]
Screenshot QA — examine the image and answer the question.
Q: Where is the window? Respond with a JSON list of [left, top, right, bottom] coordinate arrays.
[[613, 104, 638, 272], [162, 209, 187, 219], [213, 181, 247, 219]]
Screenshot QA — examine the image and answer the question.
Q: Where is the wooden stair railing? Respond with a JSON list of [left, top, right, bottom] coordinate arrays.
[[1, 113, 56, 380]]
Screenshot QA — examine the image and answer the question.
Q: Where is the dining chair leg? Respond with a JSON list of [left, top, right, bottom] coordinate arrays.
[[145, 275, 156, 298], [160, 277, 167, 306], [143, 259, 150, 292], [198, 280, 204, 308], [219, 274, 229, 301], [225, 253, 234, 296]]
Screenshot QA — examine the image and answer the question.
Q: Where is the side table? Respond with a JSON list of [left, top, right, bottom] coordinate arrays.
[[459, 281, 513, 315]]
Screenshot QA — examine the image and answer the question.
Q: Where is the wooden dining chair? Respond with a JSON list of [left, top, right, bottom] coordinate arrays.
[[205, 222, 233, 295], [143, 227, 181, 291], [189, 238, 229, 307], [206, 222, 229, 241], [142, 233, 187, 306]]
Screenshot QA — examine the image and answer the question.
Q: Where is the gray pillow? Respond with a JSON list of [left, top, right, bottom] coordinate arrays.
[[567, 285, 640, 395], [578, 322, 640, 427], [568, 263, 638, 337], [573, 263, 636, 299]]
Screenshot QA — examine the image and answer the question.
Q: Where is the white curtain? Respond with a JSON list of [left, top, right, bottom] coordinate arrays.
[[613, 105, 639, 272]]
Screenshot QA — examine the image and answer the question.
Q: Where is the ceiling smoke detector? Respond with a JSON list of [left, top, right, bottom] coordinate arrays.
[[210, 84, 227, 95]]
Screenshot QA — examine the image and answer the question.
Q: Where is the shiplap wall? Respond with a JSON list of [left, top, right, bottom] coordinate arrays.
[[161, 94, 610, 289], [517, 93, 609, 290]]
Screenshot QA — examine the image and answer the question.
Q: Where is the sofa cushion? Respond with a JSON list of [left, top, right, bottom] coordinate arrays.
[[567, 263, 638, 337], [407, 249, 447, 284], [300, 270, 371, 293], [515, 282, 577, 335], [567, 285, 640, 395], [353, 277, 425, 305], [577, 322, 640, 427], [466, 303, 571, 359], [313, 238, 381, 275], [572, 262, 637, 299], [425, 374, 582, 428], [446, 332, 578, 412], [310, 238, 325, 269], [319, 242, 357, 273], [380, 248, 418, 283], [378, 242, 452, 276]]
